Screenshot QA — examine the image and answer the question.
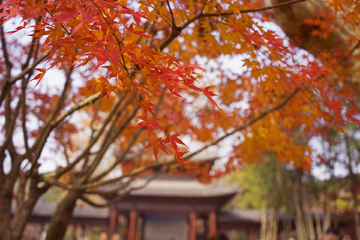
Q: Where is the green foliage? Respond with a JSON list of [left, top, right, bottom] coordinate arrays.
[[41, 187, 63, 204], [226, 154, 288, 210]]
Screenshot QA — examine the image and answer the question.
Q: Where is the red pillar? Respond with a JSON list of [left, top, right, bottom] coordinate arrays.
[[189, 211, 197, 240], [208, 211, 217, 238], [127, 210, 138, 240], [109, 209, 118, 236], [251, 229, 257, 240]]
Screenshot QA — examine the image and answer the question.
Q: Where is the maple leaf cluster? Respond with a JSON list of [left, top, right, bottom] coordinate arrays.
[[1, 0, 359, 176]]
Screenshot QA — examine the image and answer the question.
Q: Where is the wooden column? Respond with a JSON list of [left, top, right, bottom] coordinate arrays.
[[203, 217, 208, 239], [189, 211, 197, 240], [208, 211, 217, 238], [127, 210, 138, 240], [251, 229, 257, 240], [141, 215, 146, 240], [109, 209, 118, 236]]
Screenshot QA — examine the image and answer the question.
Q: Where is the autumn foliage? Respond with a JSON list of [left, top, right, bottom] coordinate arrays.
[[0, 0, 360, 239]]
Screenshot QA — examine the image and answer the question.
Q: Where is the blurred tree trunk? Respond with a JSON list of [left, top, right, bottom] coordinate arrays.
[[0, 177, 14, 240], [268, 209, 278, 240], [294, 183, 307, 240], [260, 202, 279, 240], [45, 190, 80, 240], [323, 195, 332, 233], [302, 187, 316, 240], [261, 201, 267, 240], [345, 135, 360, 240], [313, 200, 323, 239], [351, 187, 360, 240]]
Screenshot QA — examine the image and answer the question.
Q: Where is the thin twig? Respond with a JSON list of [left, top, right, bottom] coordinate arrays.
[[42, 89, 298, 191], [166, 0, 176, 27], [9, 51, 50, 84], [183, 88, 300, 160], [78, 174, 156, 207], [51, 92, 105, 127], [181, 0, 306, 30]]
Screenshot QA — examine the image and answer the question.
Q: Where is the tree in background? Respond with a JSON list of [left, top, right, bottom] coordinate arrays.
[[227, 154, 288, 240], [0, 0, 359, 240], [313, 124, 360, 240], [226, 124, 360, 240]]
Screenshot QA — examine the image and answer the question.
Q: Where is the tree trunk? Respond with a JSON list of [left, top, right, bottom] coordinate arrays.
[[0, 176, 15, 240], [323, 195, 331, 234], [261, 201, 267, 240], [345, 134, 360, 240], [11, 177, 48, 240], [314, 206, 323, 240], [0, 150, 22, 240], [283, 218, 291, 240], [269, 209, 278, 240], [294, 184, 306, 240], [351, 188, 360, 240], [302, 188, 316, 240], [45, 190, 81, 240]]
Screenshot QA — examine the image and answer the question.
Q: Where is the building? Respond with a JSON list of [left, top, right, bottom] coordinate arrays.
[[19, 157, 293, 240], [21, 171, 279, 240]]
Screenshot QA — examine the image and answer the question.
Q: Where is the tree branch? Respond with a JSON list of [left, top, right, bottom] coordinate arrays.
[[21, 77, 31, 157], [84, 176, 134, 195], [166, 0, 176, 27], [89, 87, 167, 182], [181, 0, 306, 30], [0, 89, 22, 152], [80, 104, 140, 182], [56, 128, 74, 182], [51, 91, 105, 128], [89, 128, 143, 182], [78, 175, 155, 208], [183, 88, 300, 160], [29, 67, 74, 173], [55, 92, 130, 178], [41, 88, 299, 191], [9, 51, 50, 84], [1, 24, 12, 71], [156, 0, 305, 52]]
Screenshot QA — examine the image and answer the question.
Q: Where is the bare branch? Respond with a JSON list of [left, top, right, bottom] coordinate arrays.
[[181, 0, 306, 30], [29, 67, 74, 173], [51, 92, 105, 127], [89, 128, 142, 182], [78, 175, 155, 208], [183, 88, 300, 160], [80, 104, 140, 182], [1, 25, 12, 71], [55, 92, 130, 178], [90, 87, 167, 182], [156, 0, 305, 51], [9, 51, 50, 84], [166, 0, 176, 27], [158, 26, 182, 52], [20, 78, 31, 156], [42, 159, 176, 190], [89, 99, 102, 141], [42, 88, 299, 191], [56, 128, 74, 182], [0, 89, 22, 152], [84, 176, 134, 195], [22, 17, 42, 70]]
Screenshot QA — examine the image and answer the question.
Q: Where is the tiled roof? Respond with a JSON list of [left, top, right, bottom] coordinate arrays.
[[12, 198, 110, 219], [124, 178, 239, 198], [218, 209, 293, 223]]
